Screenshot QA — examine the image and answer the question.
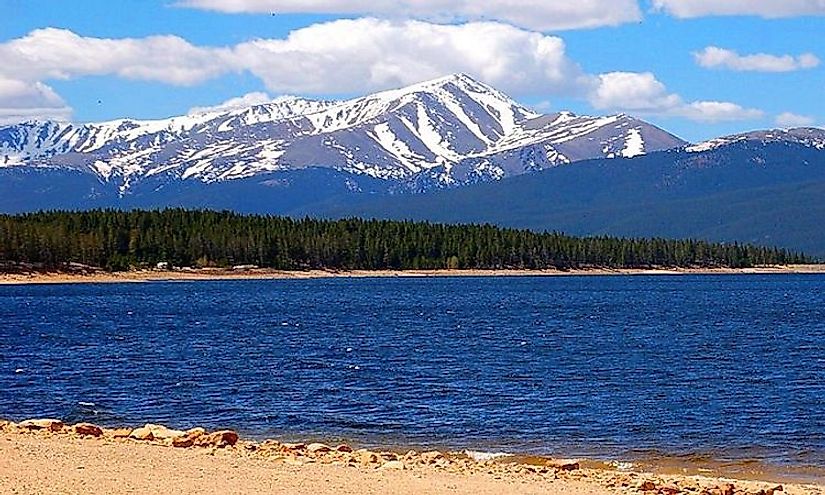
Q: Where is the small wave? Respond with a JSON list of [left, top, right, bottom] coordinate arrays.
[[78, 401, 96, 407], [464, 450, 514, 462]]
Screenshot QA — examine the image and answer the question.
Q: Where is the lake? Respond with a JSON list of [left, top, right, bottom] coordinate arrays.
[[2, 275, 824, 473]]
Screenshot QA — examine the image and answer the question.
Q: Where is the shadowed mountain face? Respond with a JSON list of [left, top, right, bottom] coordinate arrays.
[[0, 167, 390, 215], [302, 138, 825, 257]]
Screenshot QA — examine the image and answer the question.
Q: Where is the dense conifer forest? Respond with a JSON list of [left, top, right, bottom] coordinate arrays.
[[0, 210, 809, 272]]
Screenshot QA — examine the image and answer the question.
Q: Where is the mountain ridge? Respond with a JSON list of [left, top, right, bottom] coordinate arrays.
[[0, 73, 686, 193]]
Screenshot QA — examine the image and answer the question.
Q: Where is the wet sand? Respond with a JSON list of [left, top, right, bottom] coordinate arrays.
[[1, 420, 823, 495], [1, 264, 823, 285]]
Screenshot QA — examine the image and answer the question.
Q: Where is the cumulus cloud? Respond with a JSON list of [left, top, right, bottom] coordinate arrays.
[[188, 92, 273, 115], [651, 0, 825, 18], [589, 72, 681, 112], [0, 22, 762, 126], [679, 101, 764, 122], [694, 46, 820, 72], [0, 78, 72, 125], [176, 0, 642, 31], [590, 72, 763, 122], [775, 112, 817, 128], [233, 19, 588, 95], [0, 28, 233, 85], [0, 22, 586, 97]]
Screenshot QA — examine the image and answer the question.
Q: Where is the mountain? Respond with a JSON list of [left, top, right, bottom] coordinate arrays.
[[685, 127, 825, 153], [3, 74, 824, 255], [0, 73, 684, 207], [304, 129, 825, 257]]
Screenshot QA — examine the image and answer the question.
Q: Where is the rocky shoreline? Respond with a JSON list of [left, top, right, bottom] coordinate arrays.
[[2, 419, 822, 495]]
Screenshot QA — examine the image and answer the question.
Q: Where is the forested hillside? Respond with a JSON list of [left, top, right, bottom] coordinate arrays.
[[308, 142, 825, 258], [0, 210, 807, 272]]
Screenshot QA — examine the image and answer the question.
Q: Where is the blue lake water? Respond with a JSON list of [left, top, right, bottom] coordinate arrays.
[[2, 275, 825, 470]]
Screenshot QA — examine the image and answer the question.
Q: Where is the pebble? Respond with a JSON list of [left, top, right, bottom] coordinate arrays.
[[306, 443, 332, 454], [381, 460, 405, 470], [19, 419, 64, 432], [72, 423, 103, 437], [129, 426, 154, 441], [198, 430, 238, 448], [144, 424, 186, 440]]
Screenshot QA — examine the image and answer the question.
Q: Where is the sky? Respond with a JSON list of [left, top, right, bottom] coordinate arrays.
[[1, 0, 823, 142]]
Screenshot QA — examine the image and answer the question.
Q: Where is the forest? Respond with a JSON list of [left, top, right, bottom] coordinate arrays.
[[0, 209, 809, 271]]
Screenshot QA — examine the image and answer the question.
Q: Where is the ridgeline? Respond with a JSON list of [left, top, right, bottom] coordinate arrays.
[[0, 210, 809, 272]]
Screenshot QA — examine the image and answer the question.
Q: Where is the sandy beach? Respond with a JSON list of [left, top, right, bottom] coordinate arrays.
[[1, 265, 823, 285], [1, 420, 822, 495]]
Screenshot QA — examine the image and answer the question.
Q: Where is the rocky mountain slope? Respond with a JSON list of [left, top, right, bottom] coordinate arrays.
[[0, 74, 684, 195]]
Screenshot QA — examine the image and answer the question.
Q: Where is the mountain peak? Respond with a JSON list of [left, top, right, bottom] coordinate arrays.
[[427, 72, 487, 89], [367, 72, 502, 100], [408, 72, 483, 88]]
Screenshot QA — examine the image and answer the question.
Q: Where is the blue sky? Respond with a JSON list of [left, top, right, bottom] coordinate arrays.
[[1, 0, 823, 142]]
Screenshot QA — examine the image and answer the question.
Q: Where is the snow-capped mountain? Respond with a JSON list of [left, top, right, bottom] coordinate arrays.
[[0, 74, 685, 193], [687, 127, 825, 153]]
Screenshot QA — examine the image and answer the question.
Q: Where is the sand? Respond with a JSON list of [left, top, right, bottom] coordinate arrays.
[[1, 265, 824, 285], [0, 433, 603, 495], [1, 422, 823, 495]]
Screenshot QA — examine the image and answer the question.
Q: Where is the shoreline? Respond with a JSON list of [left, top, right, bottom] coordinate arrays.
[[1, 420, 822, 495], [1, 264, 824, 285]]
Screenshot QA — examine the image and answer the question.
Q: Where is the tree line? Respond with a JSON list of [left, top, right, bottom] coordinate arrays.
[[0, 209, 809, 272]]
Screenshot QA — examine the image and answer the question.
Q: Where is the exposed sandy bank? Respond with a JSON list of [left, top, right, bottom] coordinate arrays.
[[1, 265, 823, 285]]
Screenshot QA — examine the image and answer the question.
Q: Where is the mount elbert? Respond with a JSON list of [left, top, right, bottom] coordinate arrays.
[[2, 74, 825, 255]]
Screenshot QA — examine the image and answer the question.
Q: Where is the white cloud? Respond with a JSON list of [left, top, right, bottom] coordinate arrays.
[[694, 46, 820, 72], [0, 22, 764, 126], [679, 101, 764, 122], [0, 28, 234, 85], [652, 0, 825, 18], [0, 78, 72, 125], [0, 22, 586, 97], [232, 19, 589, 95], [775, 112, 817, 127], [176, 0, 642, 31], [188, 92, 272, 115], [590, 72, 763, 122], [589, 72, 681, 112]]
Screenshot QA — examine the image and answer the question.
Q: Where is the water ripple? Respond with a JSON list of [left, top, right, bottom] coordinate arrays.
[[1, 275, 825, 467]]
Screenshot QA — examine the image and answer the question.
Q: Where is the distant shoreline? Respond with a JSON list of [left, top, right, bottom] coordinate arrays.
[[1, 264, 824, 285]]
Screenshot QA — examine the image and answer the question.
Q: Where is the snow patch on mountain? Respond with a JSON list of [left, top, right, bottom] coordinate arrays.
[[622, 128, 645, 158], [686, 136, 745, 153], [370, 123, 422, 173]]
